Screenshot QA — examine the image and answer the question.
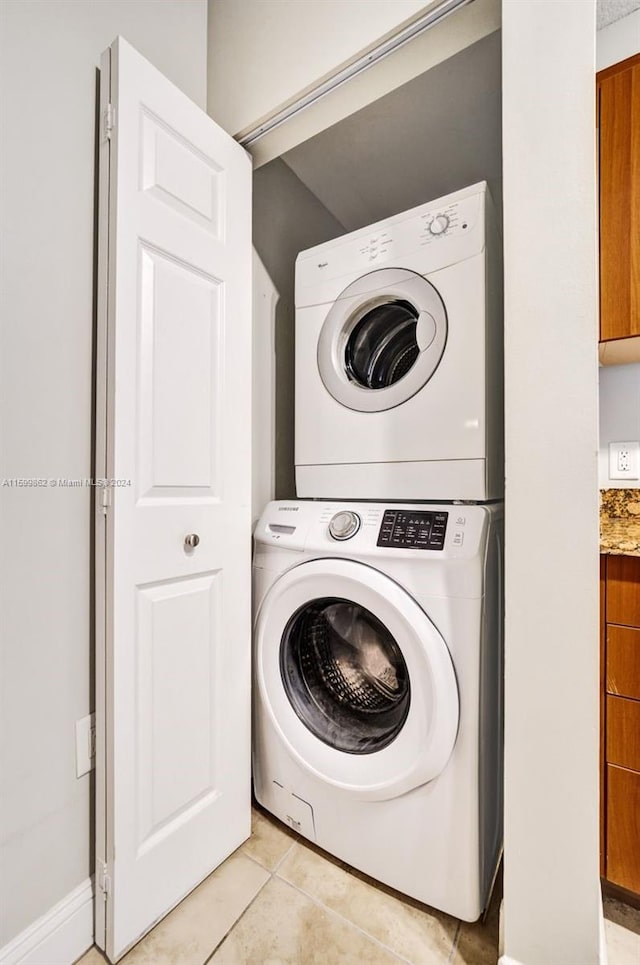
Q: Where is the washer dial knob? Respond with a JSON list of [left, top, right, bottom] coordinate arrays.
[[328, 511, 361, 541], [429, 214, 449, 235]]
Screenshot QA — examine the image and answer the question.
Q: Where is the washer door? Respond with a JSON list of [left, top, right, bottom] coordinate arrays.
[[317, 268, 447, 413], [255, 559, 459, 801]]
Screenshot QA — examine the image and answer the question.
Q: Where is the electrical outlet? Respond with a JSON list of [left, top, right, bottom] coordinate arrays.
[[75, 713, 95, 778], [609, 441, 640, 480]]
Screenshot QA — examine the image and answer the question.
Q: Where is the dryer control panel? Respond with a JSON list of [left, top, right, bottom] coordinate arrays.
[[377, 509, 448, 551], [295, 182, 494, 308]]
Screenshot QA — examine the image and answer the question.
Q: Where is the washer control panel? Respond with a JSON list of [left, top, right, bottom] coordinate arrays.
[[328, 510, 361, 541], [377, 509, 448, 551]]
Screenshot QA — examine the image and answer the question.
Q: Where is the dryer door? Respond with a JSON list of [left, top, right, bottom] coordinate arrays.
[[317, 268, 447, 412], [255, 558, 459, 801]]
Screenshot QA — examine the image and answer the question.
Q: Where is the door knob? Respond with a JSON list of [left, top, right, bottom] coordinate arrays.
[[184, 533, 200, 549]]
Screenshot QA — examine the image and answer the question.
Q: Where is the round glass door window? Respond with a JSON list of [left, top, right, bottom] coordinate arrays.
[[317, 268, 448, 413], [280, 597, 411, 754], [345, 299, 420, 389]]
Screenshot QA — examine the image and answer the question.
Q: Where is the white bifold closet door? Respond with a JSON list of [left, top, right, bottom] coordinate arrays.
[[95, 37, 252, 963]]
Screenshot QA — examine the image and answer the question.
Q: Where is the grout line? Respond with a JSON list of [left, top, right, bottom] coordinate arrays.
[[202, 875, 270, 965], [202, 834, 297, 963], [446, 920, 462, 965], [270, 838, 297, 875], [239, 836, 297, 876], [271, 875, 418, 965], [240, 848, 280, 874]]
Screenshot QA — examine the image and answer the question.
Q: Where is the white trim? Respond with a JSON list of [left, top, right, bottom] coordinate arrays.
[[498, 957, 526, 965], [237, 0, 475, 146], [599, 885, 609, 965], [0, 879, 93, 965]]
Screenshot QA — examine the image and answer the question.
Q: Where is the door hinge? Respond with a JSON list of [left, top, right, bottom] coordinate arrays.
[[98, 860, 111, 901], [100, 487, 112, 515], [103, 103, 115, 141]]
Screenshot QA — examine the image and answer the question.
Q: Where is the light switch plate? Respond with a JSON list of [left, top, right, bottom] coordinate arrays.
[[609, 441, 640, 480]]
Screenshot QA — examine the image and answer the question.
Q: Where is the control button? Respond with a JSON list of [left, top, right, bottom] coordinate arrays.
[[328, 511, 361, 541], [429, 214, 449, 235], [455, 516, 466, 526], [452, 531, 464, 547]]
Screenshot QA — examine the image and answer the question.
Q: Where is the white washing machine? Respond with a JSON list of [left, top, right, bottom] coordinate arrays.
[[252, 499, 503, 921], [295, 182, 503, 502]]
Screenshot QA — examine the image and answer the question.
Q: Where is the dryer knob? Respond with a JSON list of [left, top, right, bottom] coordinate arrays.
[[429, 214, 449, 235], [328, 511, 361, 541]]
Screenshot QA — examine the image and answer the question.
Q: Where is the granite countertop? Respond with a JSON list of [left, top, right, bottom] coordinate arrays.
[[600, 489, 640, 557]]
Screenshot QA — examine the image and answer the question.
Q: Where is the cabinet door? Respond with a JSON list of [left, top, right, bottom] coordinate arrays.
[[607, 625, 640, 700], [606, 695, 640, 772], [606, 554, 640, 627], [598, 54, 640, 341], [607, 764, 640, 893]]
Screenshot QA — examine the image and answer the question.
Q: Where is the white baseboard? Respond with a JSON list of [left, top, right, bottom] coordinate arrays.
[[498, 957, 526, 965], [0, 878, 93, 965], [599, 884, 609, 965]]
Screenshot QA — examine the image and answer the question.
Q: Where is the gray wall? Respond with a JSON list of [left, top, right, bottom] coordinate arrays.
[[599, 364, 640, 489], [0, 0, 207, 946], [253, 160, 345, 498]]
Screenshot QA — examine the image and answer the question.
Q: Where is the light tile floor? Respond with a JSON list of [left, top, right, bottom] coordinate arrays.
[[78, 806, 640, 965]]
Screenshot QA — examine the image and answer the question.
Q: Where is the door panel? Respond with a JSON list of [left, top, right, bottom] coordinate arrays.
[[96, 37, 251, 962], [140, 109, 223, 233], [136, 572, 221, 851], [138, 245, 221, 497]]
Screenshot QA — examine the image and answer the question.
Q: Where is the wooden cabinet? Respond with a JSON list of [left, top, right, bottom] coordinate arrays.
[[601, 554, 640, 895], [607, 554, 640, 623], [607, 695, 640, 771], [607, 625, 640, 701], [607, 765, 640, 895], [598, 53, 640, 342]]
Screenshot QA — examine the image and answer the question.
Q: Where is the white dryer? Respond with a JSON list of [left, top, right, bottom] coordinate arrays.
[[295, 182, 503, 502], [253, 499, 503, 921]]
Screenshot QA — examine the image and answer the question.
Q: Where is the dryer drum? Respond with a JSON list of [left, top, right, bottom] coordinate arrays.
[[280, 597, 411, 754], [345, 300, 420, 390]]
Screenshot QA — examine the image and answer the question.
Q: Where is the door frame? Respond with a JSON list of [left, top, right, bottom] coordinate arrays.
[[94, 43, 113, 952]]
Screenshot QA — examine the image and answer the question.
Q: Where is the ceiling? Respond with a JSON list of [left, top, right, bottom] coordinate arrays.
[[282, 31, 501, 233], [597, 0, 640, 29]]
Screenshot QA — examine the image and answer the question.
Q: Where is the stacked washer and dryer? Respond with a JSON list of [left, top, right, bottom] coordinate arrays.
[[252, 182, 504, 921]]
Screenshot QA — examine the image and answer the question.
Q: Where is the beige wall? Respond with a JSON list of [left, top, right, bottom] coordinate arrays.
[[501, 1, 600, 963], [0, 0, 207, 947], [207, 0, 428, 134]]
